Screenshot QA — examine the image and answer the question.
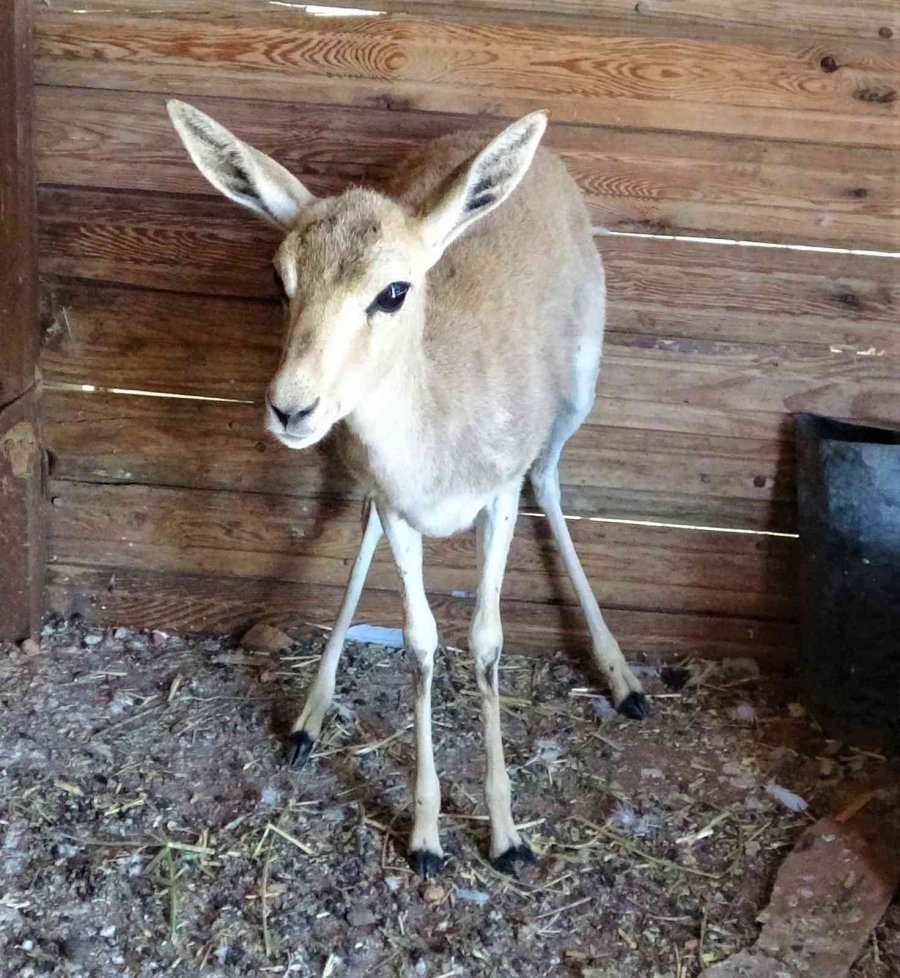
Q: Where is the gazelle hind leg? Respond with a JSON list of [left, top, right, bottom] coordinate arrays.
[[531, 411, 648, 718], [473, 483, 535, 870], [288, 499, 383, 767]]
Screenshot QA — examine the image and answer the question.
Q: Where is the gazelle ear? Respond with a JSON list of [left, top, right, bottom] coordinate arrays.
[[167, 100, 316, 229], [418, 111, 548, 261]]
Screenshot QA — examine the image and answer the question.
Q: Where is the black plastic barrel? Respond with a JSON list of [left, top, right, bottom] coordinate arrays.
[[795, 413, 900, 752]]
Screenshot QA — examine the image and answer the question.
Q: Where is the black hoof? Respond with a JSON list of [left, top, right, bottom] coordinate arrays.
[[409, 849, 444, 879], [287, 730, 315, 770], [491, 842, 536, 875], [617, 691, 650, 720]]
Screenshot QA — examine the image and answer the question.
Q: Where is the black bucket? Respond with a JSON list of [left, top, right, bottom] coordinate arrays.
[[795, 414, 900, 752]]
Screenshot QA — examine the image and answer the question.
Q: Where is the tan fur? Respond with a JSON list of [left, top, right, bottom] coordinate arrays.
[[269, 136, 603, 537], [167, 102, 645, 871]]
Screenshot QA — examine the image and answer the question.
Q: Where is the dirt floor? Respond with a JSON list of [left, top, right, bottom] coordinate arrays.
[[1, 618, 898, 978]]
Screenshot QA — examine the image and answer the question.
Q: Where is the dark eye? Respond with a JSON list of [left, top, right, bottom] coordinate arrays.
[[371, 281, 410, 314], [272, 268, 288, 305]]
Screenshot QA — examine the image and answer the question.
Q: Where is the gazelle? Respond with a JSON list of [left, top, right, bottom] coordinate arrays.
[[168, 101, 648, 875]]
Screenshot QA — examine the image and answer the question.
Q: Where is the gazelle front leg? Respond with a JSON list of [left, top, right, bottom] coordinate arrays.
[[381, 509, 443, 877], [288, 499, 383, 768], [473, 482, 535, 871]]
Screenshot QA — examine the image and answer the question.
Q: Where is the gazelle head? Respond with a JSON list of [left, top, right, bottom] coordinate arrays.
[[167, 100, 547, 449]]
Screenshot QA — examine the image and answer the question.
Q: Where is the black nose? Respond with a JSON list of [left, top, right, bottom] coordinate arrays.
[[270, 399, 319, 429]]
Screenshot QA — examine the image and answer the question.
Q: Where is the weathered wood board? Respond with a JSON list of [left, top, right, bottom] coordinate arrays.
[[1, 0, 38, 410], [0, 392, 45, 642], [1, 0, 44, 641], [41, 389, 793, 531], [32, 0, 900, 43], [34, 9, 900, 148], [46, 564, 798, 665], [31, 0, 899, 659], [35, 88, 900, 250], [47, 479, 797, 620]]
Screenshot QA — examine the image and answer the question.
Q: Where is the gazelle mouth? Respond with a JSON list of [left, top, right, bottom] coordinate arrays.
[[269, 425, 329, 451]]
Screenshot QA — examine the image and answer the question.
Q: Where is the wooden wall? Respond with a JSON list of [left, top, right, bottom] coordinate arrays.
[[34, 0, 899, 665], [0, 0, 44, 642]]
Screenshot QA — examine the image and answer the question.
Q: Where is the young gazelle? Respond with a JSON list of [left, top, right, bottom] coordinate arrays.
[[168, 101, 648, 875]]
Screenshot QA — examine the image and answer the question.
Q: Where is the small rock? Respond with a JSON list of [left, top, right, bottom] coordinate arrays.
[[83, 633, 104, 647], [589, 696, 617, 719], [99, 925, 116, 939], [452, 884, 490, 906], [107, 691, 134, 717], [241, 623, 292, 653], [259, 786, 281, 808], [113, 627, 130, 641], [423, 884, 445, 903], [766, 781, 808, 813], [150, 629, 169, 647], [347, 907, 377, 927], [732, 703, 757, 723], [18, 638, 40, 658], [211, 653, 248, 666]]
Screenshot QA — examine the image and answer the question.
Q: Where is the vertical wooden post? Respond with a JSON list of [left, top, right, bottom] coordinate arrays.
[[0, 0, 44, 641]]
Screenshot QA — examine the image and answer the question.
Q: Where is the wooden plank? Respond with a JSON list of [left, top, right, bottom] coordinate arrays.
[[1, 0, 38, 409], [40, 274, 898, 442], [28, 280, 791, 429], [37, 196, 900, 437], [34, 0, 900, 43], [0, 392, 46, 641], [48, 480, 797, 620], [34, 9, 900, 148], [37, 191, 900, 345], [41, 389, 791, 530], [34, 87, 900, 250], [0, 0, 45, 641], [38, 187, 278, 298], [40, 282, 283, 401], [45, 563, 798, 666]]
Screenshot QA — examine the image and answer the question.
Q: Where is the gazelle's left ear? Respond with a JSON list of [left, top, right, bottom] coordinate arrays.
[[418, 111, 548, 261], [167, 100, 316, 229]]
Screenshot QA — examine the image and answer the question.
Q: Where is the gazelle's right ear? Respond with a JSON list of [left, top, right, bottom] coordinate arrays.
[[167, 100, 316, 229]]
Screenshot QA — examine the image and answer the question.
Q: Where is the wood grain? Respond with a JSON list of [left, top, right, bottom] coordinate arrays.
[[0, 392, 46, 641], [45, 277, 896, 422], [35, 87, 900, 250], [37, 190, 900, 439], [47, 564, 796, 668], [0, 0, 45, 641], [48, 480, 797, 620], [38, 190, 899, 344], [41, 389, 792, 530], [34, 9, 900, 148], [1, 0, 38, 409], [45, 564, 798, 665], [35, 0, 900, 43]]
